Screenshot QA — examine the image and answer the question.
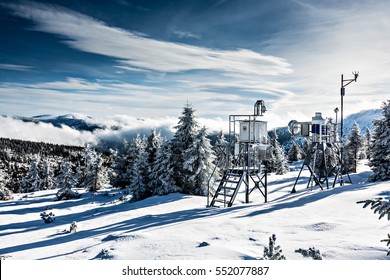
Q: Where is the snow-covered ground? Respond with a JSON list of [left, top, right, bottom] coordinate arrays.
[[0, 161, 389, 260]]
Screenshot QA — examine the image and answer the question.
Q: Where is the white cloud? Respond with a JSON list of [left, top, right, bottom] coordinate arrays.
[[0, 1, 296, 129], [0, 64, 33, 71], [32, 77, 106, 91], [173, 30, 201, 40], [3, 1, 292, 76], [260, 0, 390, 126], [0, 114, 228, 147], [2, 0, 387, 130], [0, 116, 97, 146]]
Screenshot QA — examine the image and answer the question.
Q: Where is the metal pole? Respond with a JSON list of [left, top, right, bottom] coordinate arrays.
[[341, 75, 344, 141], [340, 74, 345, 186]]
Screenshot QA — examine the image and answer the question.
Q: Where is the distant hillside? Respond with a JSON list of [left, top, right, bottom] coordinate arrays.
[[342, 109, 381, 135], [2, 108, 382, 149], [12, 114, 106, 132]]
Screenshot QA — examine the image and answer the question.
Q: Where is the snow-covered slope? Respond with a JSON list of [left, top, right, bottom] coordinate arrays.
[[30, 114, 105, 132], [343, 109, 381, 134], [0, 161, 388, 260]]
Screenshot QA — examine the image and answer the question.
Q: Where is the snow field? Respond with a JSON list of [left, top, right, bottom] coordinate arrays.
[[0, 161, 389, 260]]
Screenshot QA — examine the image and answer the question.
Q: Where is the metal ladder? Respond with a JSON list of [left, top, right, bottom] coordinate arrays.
[[209, 168, 245, 207]]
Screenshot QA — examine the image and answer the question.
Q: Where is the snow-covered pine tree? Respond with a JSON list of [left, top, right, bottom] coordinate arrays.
[[183, 127, 217, 196], [150, 140, 179, 196], [274, 143, 289, 175], [266, 135, 277, 173], [128, 135, 151, 201], [214, 130, 230, 174], [263, 234, 286, 260], [107, 148, 119, 186], [40, 211, 55, 223], [295, 247, 322, 260], [145, 129, 163, 174], [287, 141, 303, 162], [78, 143, 94, 189], [357, 197, 390, 256], [171, 103, 199, 193], [0, 185, 13, 201], [92, 157, 109, 191], [369, 100, 390, 182], [0, 168, 13, 200], [41, 159, 55, 190], [21, 154, 43, 193], [110, 140, 133, 188], [268, 130, 289, 175], [324, 143, 339, 175], [56, 161, 81, 200], [364, 126, 372, 156], [126, 135, 145, 186], [344, 122, 364, 173], [82, 145, 109, 192], [303, 139, 311, 155]]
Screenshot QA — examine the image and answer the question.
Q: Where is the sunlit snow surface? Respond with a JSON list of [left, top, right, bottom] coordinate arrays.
[[1, 161, 388, 260]]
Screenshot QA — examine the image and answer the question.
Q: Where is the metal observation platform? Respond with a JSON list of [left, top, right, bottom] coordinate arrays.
[[208, 100, 270, 207], [288, 112, 351, 193]]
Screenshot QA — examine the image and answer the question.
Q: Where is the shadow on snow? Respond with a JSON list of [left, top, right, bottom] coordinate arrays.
[[0, 193, 242, 257], [238, 171, 381, 218]]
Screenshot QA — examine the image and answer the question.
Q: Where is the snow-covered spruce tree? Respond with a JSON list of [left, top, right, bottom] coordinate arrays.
[[146, 130, 163, 172], [82, 145, 109, 192], [364, 126, 372, 157], [78, 144, 95, 190], [266, 136, 277, 173], [150, 140, 179, 196], [263, 234, 286, 260], [91, 156, 109, 191], [127, 135, 151, 201], [0, 168, 13, 200], [287, 141, 303, 162], [20, 154, 43, 193], [274, 144, 289, 175], [295, 247, 322, 260], [76, 144, 90, 188], [267, 131, 289, 174], [40, 211, 55, 223], [369, 100, 390, 182], [41, 159, 55, 190], [56, 161, 81, 200], [110, 140, 133, 189], [303, 138, 311, 156], [344, 122, 364, 173], [357, 198, 390, 256], [171, 103, 199, 194], [324, 143, 340, 175], [183, 127, 217, 196], [214, 130, 230, 174], [69, 221, 78, 233]]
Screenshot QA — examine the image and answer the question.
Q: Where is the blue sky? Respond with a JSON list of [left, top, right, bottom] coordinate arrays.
[[1, 0, 389, 129]]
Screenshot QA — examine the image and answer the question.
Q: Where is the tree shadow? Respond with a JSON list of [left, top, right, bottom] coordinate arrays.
[[0, 194, 241, 257], [238, 171, 381, 218], [0, 193, 190, 238]]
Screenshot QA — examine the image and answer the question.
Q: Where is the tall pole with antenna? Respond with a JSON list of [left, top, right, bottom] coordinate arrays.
[[339, 71, 359, 185]]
